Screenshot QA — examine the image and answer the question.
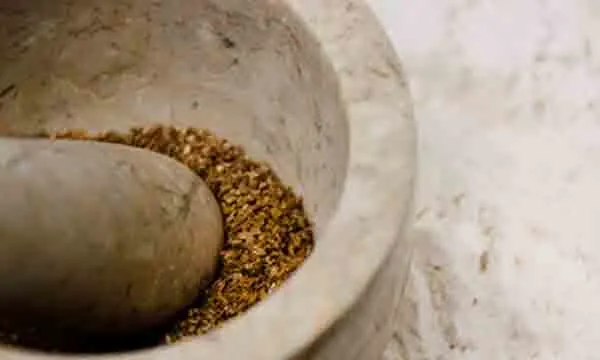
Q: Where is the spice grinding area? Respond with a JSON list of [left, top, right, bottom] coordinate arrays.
[[0, 0, 415, 359]]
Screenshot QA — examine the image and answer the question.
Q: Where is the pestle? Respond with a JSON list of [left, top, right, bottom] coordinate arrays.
[[0, 137, 223, 338]]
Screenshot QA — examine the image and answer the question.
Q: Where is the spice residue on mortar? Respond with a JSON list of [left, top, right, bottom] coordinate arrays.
[[0, 125, 314, 350]]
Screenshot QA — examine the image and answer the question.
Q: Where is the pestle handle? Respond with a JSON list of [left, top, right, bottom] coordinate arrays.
[[0, 137, 223, 337]]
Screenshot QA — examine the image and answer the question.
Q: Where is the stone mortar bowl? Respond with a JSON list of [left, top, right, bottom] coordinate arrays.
[[0, 0, 415, 359]]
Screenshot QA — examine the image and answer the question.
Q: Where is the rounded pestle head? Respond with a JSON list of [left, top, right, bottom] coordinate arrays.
[[0, 137, 223, 338]]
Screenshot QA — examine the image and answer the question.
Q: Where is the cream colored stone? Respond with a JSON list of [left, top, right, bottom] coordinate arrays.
[[0, 0, 415, 359], [0, 138, 223, 337], [371, 0, 600, 359]]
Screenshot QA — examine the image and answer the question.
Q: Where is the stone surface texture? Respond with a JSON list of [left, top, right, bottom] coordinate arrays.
[[0, 0, 415, 359], [0, 139, 223, 336], [370, 0, 600, 359]]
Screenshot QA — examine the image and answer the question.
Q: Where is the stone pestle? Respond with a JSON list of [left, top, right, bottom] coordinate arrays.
[[0, 137, 223, 337]]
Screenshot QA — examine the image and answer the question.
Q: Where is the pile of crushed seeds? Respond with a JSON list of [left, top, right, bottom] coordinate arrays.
[[1, 125, 314, 350]]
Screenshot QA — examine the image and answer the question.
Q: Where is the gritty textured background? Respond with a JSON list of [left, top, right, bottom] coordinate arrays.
[[370, 1, 600, 359]]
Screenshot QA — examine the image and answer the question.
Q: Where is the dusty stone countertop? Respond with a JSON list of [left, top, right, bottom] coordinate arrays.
[[369, 0, 600, 359]]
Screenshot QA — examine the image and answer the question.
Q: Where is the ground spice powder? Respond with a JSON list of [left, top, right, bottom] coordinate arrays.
[[1, 125, 314, 350]]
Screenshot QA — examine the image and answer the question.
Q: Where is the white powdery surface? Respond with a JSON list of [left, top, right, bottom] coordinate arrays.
[[369, 0, 600, 359]]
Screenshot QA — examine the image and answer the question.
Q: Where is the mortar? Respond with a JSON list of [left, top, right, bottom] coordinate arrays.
[[0, 0, 415, 358]]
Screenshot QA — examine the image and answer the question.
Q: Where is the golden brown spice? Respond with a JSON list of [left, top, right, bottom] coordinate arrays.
[[0, 125, 314, 350]]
